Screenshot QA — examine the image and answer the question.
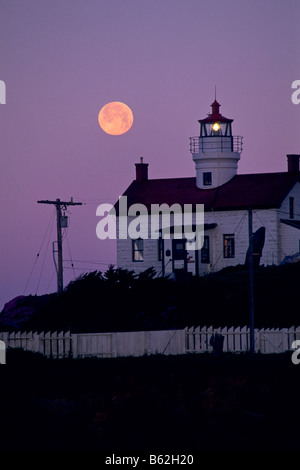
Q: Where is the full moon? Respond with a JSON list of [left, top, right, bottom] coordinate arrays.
[[98, 101, 134, 135]]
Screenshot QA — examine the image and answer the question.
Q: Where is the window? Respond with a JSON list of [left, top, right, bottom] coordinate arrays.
[[132, 239, 144, 262], [203, 172, 212, 186], [201, 235, 210, 263], [158, 238, 164, 261], [223, 234, 235, 258], [174, 241, 185, 252], [289, 197, 294, 219]]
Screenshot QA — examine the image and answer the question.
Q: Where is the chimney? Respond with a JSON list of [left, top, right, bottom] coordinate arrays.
[[135, 157, 148, 182], [287, 154, 300, 173]]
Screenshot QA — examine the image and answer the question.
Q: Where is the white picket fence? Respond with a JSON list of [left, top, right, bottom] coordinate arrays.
[[1, 326, 300, 359], [185, 326, 300, 354], [0, 330, 72, 358]]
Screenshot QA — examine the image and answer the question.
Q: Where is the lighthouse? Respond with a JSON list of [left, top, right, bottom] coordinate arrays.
[[190, 99, 243, 189]]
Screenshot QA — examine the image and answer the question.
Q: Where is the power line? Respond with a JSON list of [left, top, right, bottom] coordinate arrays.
[[35, 210, 56, 295], [46, 268, 56, 294], [64, 266, 95, 271], [63, 259, 115, 265], [255, 207, 300, 219], [253, 210, 286, 260], [71, 197, 118, 206], [23, 208, 55, 294], [65, 230, 76, 279]]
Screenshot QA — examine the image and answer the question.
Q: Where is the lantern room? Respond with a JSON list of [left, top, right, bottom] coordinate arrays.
[[199, 99, 233, 137]]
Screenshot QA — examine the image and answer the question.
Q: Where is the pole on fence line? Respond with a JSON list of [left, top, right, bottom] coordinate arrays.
[[248, 207, 255, 355]]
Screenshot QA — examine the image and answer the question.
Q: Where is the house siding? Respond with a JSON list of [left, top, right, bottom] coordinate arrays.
[[116, 182, 300, 276], [196, 208, 279, 273], [117, 217, 163, 274], [279, 182, 300, 259]]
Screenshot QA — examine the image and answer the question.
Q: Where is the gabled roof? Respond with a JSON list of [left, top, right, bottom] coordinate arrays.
[[116, 172, 300, 213]]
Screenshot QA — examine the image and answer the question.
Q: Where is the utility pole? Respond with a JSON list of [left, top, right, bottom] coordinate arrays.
[[37, 198, 82, 295], [248, 207, 255, 355]]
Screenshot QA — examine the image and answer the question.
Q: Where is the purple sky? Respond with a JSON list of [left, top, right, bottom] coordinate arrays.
[[0, 0, 299, 310]]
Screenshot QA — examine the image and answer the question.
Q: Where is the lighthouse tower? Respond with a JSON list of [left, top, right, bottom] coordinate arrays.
[[190, 99, 243, 189]]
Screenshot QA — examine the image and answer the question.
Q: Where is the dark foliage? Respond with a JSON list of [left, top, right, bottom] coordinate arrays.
[[21, 266, 178, 332], [1, 262, 300, 332]]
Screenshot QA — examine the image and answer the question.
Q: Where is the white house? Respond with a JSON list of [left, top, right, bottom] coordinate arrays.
[[116, 98, 300, 279]]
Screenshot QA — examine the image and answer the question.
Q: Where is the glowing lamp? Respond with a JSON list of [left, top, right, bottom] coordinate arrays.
[[198, 99, 233, 138]]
